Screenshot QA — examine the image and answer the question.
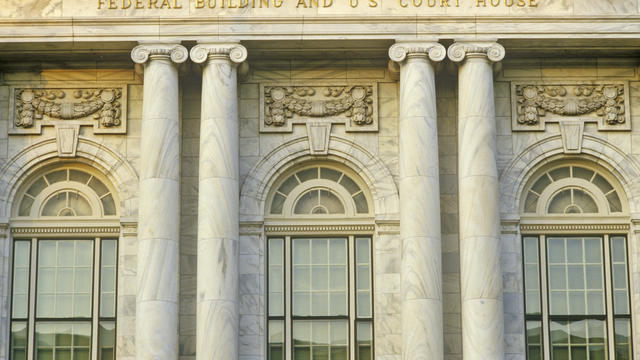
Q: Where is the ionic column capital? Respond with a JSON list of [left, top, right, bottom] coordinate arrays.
[[389, 41, 446, 63], [190, 42, 248, 64], [131, 42, 189, 64], [447, 41, 505, 63]]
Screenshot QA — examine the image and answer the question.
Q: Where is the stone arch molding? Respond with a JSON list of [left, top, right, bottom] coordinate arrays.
[[500, 133, 640, 217], [0, 136, 139, 220], [240, 135, 399, 221]]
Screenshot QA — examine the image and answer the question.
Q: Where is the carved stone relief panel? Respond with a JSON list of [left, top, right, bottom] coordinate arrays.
[[9, 84, 127, 135], [511, 81, 630, 131], [260, 82, 378, 133]]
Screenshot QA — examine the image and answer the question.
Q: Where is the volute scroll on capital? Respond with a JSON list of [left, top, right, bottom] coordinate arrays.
[[189, 43, 248, 64], [130, 43, 189, 64], [447, 41, 505, 63], [388, 42, 447, 63]]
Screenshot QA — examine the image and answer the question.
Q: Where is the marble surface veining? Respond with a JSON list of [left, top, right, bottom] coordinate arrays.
[[136, 46, 184, 360], [396, 48, 444, 360], [454, 47, 505, 360], [195, 50, 242, 360]]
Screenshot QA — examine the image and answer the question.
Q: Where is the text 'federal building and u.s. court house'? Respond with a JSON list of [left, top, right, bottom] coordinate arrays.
[[1, 1, 640, 359]]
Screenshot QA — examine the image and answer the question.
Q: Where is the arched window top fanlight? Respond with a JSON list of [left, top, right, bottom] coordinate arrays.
[[522, 163, 626, 216], [269, 165, 371, 217], [15, 166, 118, 218]]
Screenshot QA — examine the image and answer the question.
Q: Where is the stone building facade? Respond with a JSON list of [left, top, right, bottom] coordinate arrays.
[[1, 2, 640, 360]]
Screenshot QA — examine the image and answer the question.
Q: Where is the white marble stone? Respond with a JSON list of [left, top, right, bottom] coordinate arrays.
[[390, 41, 445, 360], [132, 42, 187, 360], [448, 41, 505, 360], [190, 42, 247, 360]]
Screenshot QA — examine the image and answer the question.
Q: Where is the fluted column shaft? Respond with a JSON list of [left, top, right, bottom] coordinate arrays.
[[190, 43, 247, 360], [131, 43, 188, 360], [390, 41, 446, 360], [448, 41, 506, 360]]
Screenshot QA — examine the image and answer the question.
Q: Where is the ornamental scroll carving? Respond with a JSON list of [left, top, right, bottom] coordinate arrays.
[[260, 83, 378, 133], [511, 81, 630, 131], [10, 86, 127, 135]]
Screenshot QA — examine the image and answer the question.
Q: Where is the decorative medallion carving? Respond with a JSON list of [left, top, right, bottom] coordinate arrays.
[[9, 85, 128, 135], [511, 81, 630, 131], [260, 83, 378, 133]]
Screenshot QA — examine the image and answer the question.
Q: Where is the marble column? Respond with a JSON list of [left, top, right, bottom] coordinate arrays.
[[190, 43, 247, 360], [447, 41, 506, 359], [131, 42, 188, 360], [389, 41, 446, 360]]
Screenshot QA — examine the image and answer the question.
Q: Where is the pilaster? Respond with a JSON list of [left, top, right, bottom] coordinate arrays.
[[447, 41, 506, 360], [390, 40, 445, 360], [131, 42, 187, 360], [190, 42, 247, 360]]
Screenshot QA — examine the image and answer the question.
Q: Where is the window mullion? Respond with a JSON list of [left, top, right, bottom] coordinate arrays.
[[92, 237, 100, 360], [603, 234, 615, 360], [540, 235, 550, 359], [349, 235, 356, 360], [285, 236, 291, 360], [27, 237, 37, 360]]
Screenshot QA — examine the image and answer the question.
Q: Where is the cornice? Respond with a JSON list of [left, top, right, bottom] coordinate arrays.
[[2, 16, 640, 42]]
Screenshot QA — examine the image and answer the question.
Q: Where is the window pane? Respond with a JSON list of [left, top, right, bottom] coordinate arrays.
[[270, 193, 286, 214], [572, 189, 598, 213], [100, 240, 117, 318], [98, 321, 115, 360], [547, 237, 604, 316], [37, 240, 93, 318], [27, 177, 48, 197], [45, 170, 68, 184], [320, 168, 341, 182], [296, 168, 318, 182], [357, 321, 373, 360], [524, 192, 539, 213], [614, 318, 632, 360], [353, 192, 369, 214], [11, 321, 28, 360], [87, 177, 109, 197], [356, 237, 372, 318], [339, 175, 360, 195], [526, 321, 542, 360], [292, 238, 347, 317], [278, 175, 300, 196], [294, 190, 318, 215], [610, 236, 630, 315], [550, 320, 607, 360], [572, 166, 594, 181], [100, 194, 117, 216], [293, 320, 348, 360], [549, 167, 570, 181], [35, 322, 91, 360], [268, 320, 284, 360], [69, 170, 91, 185], [18, 196, 34, 217], [607, 192, 623, 213], [319, 190, 345, 214], [12, 241, 31, 319], [268, 238, 285, 317]]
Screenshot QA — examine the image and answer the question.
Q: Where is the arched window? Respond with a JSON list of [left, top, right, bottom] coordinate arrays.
[[9, 164, 118, 360], [520, 160, 632, 360], [265, 163, 374, 360], [15, 166, 117, 218], [522, 163, 624, 216], [268, 166, 370, 218]]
